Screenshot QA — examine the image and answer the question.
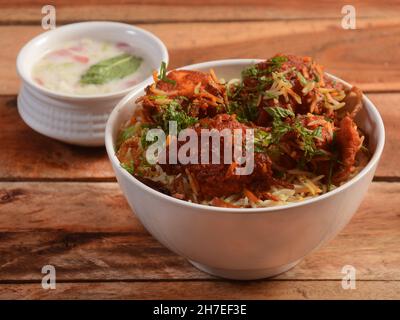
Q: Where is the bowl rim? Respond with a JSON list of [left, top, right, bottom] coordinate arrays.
[[16, 21, 169, 101], [105, 58, 386, 213]]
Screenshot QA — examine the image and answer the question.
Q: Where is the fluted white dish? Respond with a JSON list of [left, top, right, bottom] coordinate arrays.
[[105, 59, 385, 280], [17, 21, 168, 146]]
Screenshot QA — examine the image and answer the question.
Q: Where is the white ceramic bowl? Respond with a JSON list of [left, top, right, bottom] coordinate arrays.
[[105, 59, 385, 280], [17, 21, 168, 146]]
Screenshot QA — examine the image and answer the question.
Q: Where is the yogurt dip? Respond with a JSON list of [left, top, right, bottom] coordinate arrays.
[[32, 38, 151, 95]]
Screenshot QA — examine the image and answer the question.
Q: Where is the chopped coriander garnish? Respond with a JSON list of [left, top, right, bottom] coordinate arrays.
[[269, 56, 288, 68], [266, 106, 295, 119], [294, 121, 324, 160], [265, 107, 293, 144], [120, 125, 136, 141], [116, 125, 137, 149], [140, 127, 159, 149], [227, 96, 259, 122], [158, 61, 176, 86], [121, 160, 135, 174], [265, 107, 324, 162], [227, 81, 243, 99], [254, 129, 272, 152], [312, 126, 323, 139], [241, 65, 259, 79], [161, 100, 198, 133], [241, 56, 287, 80]]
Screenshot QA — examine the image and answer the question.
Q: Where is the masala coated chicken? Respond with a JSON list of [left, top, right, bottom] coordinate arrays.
[[229, 54, 364, 182], [159, 114, 278, 200], [235, 54, 347, 125], [116, 54, 368, 206], [139, 69, 228, 121]]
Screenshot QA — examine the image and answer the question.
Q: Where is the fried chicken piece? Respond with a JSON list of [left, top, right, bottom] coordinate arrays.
[[338, 86, 363, 119], [333, 116, 362, 183], [157, 70, 214, 97], [238, 54, 346, 126], [299, 114, 334, 149], [185, 153, 273, 198], [141, 70, 227, 120], [159, 114, 275, 198]]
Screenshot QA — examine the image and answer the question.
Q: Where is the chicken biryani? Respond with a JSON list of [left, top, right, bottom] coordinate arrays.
[[116, 54, 370, 208]]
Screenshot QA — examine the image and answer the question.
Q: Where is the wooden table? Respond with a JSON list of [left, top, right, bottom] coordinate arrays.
[[0, 1, 399, 299]]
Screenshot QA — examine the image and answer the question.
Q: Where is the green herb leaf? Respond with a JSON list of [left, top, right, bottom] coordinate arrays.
[[266, 110, 293, 144], [158, 61, 176, 86], [80, 53, 142, 85], [116, 125, 137, 149], [293, 121, 324, 160], [140, 127, 159, 149], [265, 107, 325, 163], [241, 57, 287, 82], [241, 65, 259, 79], [312, 126, 322, 138], [120, 126, 136, 141], [266, 107, 295, 119], [269, 56, 288, 68], [121, 160, 135, 174], [161, 100, 197, 133], [254, 129, 272, 152]]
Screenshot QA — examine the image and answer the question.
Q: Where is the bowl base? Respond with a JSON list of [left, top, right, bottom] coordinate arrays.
[[18, 87, 107, 147], [188, 259, 301, 280]]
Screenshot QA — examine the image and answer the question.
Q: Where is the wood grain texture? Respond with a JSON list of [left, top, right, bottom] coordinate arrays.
[[0, 92, 396, 179], [0, 182, 399, 282], [367, 94, 400, 178], [0, 96, 114, 180], [2, 18, 400, 94], [0, 1, 398, 300], [2, 1, 400, 24], [1, 280, 399, 300]]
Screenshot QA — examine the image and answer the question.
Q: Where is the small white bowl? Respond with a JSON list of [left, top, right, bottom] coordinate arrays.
[[16, 21, 168, 146], [105, 59, 385, 280]]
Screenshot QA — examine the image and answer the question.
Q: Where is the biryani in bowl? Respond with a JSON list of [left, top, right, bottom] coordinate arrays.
[[116, 55, 370, 208], [105, 56, 384, 280]]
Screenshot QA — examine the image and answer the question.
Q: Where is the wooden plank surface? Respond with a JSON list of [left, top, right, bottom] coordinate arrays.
[[1, 280, 400, 300], [0, 1, 399, 300], [0, 182, 399, 282], [2, 1, 400, 24], [0, 96, 113, 181], [0, 92, 397, 180], [2, 18, 400, 95]]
